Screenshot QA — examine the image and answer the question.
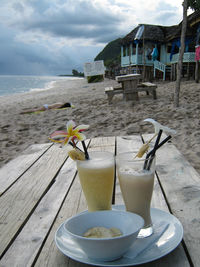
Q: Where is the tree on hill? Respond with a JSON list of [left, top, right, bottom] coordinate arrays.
[[94, 38, 122, 70], [72, 69, 84, 77]]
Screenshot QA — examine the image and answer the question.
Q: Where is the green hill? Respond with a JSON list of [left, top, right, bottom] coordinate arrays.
[[94, 38, 122, 69]]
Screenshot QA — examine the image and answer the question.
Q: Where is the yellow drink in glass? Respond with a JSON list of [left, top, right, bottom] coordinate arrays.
[[76, 151, 114, 212]]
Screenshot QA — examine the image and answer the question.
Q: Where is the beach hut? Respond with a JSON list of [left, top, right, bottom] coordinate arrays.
[[120, 10, 200, 81]]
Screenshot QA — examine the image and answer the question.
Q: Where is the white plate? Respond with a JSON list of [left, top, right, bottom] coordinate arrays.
[[55, 206, 183, 266]]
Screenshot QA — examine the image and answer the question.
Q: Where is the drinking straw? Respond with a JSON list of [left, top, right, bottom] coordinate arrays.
[[69, 141, 83, 152], [69, 140, 89, 159], [146, 154, 155, 171], [144, 134, 172, 170], [143, 130, 162, 169], [152, 129, 163, 155], [153, 135, 172, 150], [81, 141, 90, 160], [145, 129, 163, 170]]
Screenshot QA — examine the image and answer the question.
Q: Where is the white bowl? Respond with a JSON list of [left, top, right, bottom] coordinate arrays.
[[63, 210, 144, 261]]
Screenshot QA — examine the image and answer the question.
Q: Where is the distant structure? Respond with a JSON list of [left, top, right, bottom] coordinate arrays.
[[83, 60, 105, 78], [120, 10, 200, 81]]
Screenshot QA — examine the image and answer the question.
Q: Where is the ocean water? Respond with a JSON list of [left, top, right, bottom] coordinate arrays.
[[0, 75, 81, 97]]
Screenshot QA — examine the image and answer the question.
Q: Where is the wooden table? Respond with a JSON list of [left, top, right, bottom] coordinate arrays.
[[0, 135, 200, 266], [116, 74, 141, 101]]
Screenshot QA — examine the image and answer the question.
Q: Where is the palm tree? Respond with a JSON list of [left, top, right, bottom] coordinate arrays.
[[174, 0, 200, 107]]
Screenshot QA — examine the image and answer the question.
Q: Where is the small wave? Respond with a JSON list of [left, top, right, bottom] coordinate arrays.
[[30, 80, 57, 92], [62, 76, 84, 80]]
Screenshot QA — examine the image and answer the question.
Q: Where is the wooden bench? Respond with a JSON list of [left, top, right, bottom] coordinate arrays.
[[105, 86, 123, 104], [137, 82, 157, 99]]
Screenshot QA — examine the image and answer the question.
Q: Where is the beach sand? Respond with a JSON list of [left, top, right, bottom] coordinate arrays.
[[0, 77, 200, 174]]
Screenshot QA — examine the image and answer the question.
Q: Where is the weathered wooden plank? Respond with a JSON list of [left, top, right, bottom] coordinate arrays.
[[89, 136, 115, 151], [33, 170, 86, 267], [0, 144, 69, 258], [34, 137, 116, 266], [143, 133, 200, 267], [0, 143, 52, 195], [0, 141, 90, 266], [0, 156, 78, 266], [115, 135, 189, 266]]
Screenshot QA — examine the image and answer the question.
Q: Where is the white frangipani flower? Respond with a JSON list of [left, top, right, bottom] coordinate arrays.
[[135, 118, 176, 158], [144, 118, 176, 135]]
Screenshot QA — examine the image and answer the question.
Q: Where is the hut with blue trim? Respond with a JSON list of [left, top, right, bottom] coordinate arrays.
[[120, 10, 200, 81]]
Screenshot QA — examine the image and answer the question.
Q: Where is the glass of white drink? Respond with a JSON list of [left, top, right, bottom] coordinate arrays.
[[116, 152, 155, 238], [76, 151, 115, 212]]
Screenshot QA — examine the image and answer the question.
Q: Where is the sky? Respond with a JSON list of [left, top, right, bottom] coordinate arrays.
[[0, 0, 191, 75]]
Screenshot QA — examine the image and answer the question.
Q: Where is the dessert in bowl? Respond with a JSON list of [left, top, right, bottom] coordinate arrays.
[[63, 210, 144, 261]]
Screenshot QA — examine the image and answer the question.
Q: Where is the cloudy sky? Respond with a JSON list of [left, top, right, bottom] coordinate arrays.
[[0, 0, 190, 75]]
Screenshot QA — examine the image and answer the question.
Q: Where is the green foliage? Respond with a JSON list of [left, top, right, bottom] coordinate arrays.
[[188, 0, 200, 10], [72, 69, 84, 77], [94, 38, 121, 69], [87, 75, 104, 83]]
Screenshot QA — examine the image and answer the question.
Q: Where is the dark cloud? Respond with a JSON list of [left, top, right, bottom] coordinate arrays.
[[0, 23, 84, 75], [11, 0, 124, 43]]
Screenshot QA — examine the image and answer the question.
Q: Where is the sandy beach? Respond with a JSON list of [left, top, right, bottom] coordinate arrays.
[[0, 77, 200, 174]]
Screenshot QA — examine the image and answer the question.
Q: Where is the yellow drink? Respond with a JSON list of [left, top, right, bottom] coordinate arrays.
[[76, 151, 114, 212]]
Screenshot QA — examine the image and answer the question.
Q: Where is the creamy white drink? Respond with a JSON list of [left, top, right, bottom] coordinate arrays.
[[117, 166, 154, 227], [116, 152, 155, 237]]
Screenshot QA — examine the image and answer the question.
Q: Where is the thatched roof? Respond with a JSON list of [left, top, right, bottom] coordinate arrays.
[[165, 10, 200, 41], [121, 24, 166, 45], [188, 10, 200, 27], [121, 10, 200, 45]]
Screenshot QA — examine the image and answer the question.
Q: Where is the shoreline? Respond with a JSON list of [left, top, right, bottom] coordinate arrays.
[[0, 78, 200, 175], [0, 75, 83, 97]]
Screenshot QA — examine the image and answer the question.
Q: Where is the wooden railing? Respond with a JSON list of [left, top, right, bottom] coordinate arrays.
[[121, 55, 154, 66], [154, 60, 166, 80], [121, 52, 196, 67], [169, 52, 195, 64]]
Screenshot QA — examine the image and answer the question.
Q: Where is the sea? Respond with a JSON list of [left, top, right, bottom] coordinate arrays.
[[0, 75, 82, 97]]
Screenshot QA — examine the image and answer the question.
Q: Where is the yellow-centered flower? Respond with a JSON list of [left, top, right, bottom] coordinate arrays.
[[49, 120, 89, 146]]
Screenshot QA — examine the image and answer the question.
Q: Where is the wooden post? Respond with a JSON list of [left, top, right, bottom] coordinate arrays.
[[170, 64, 173, 81], [187, 62, 190, 80], [129, 43, 132, 74], [173, 64, 176, 80], [136, 43, 139, 73], [174, 0, 187, 107], [195, 60, 199, 83], [143, 26, 146, 81]]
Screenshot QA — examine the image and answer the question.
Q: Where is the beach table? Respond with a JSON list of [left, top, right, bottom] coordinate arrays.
[[115, 74, 141, 101], [0, 135, 200, 266]]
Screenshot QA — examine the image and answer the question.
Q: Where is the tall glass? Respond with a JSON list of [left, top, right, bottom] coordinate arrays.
[[116, 152, 155, 238], [76, 151, 115, 212]]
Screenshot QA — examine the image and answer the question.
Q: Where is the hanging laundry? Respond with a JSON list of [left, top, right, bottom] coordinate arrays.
[[170, 39, 180, 61], [151, 47, 159, 61], [195, 45, 200, 61], [196, 24, 200, 45]]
